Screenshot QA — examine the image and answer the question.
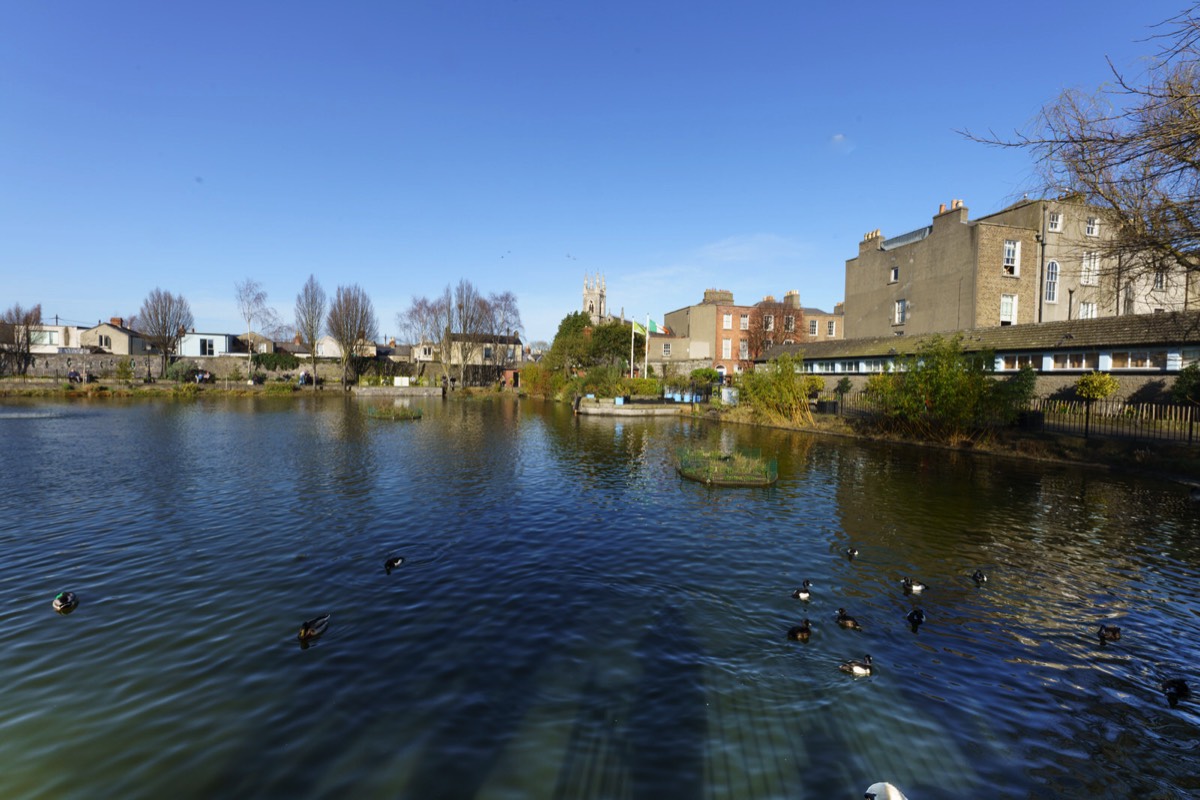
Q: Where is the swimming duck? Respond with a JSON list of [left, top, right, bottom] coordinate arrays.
[[787, 619, 812, 642], [1162, 678, 1190, 708], [972, 569, 988, 585], [906, 608, 926, 631], [52, 591, 78, 614], [384, 556, 405, 574], [846, 547, 859, 560], [839, 654, 873, 676], [1097, 624, 1121, 644], [792, 580, 813, 601], [298, 613, 331, 644], [901, 577, 927, 594], [864, 782, 909, 800], [836, 608, 862, 631]]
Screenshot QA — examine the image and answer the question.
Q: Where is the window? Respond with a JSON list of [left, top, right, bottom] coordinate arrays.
[[1081, 252, 1099, 285], [722, 338, 732, 359], [1048, 211, 1062, 232], [483, 346, 493, 360], [808, 319, 818, 336], [1003, 240, 1020, 276], [1079, 301, 1097, 319], [1111, 351, 1166, 369], [763, 314, 774, 331], [1045, 261, 1059, 303], [722, 313, 733, 330], [827, 320, 836, 337], [764, 338, 773, 349], [1052, 352, 1098, 370], [1086, 216, 1099, 236], [422, 345, 432, 358], [1154, 271, 1166, 291], [100, 335, 111, 349], [1000, 294, 1018, 325], [1001, 354, 1038, 370], [889, 266, 899, 283], [784, 315, 795, 332], [1183, 348, 1200, 367], [200, 338, 214, 356], [894, 299, 907, 324], [662, 342, 672, 357], [739, 314, 749, 330], [738, 339, 748, 359], [31, 330, 58, 345]]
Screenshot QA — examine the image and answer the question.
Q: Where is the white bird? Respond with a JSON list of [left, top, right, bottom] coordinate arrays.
[[864, 782, 909, 800]]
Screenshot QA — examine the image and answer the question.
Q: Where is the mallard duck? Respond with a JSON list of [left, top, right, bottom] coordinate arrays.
[[52, 591, 78, 614], [864, 782, 909, 800], [972, 569, 988, 585], [384, 556, 405, 574], [901, 577, 927, 594], [836, 608, 862, 631], [1162, 678, 1190, 707], [298, 613, 331, 643], [906, 608, 926, 630], [787, 619, 812, 642], [792, 580, 812, 601], [1097, 624, 1121, 644], [840, 654, 873, 676]]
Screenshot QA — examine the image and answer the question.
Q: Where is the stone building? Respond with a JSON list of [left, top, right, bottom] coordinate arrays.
[[843, 197, 1195, 340]]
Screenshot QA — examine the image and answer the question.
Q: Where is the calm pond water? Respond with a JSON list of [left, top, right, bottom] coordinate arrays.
[[2, 395, 1198, 799]]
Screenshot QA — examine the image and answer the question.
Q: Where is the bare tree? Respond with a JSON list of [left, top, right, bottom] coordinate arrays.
[[451, 279, 490, 386], [235, 278, 282, 379], [486, 290, 524, 379], [966, 6, 1200, 301], [295, 275, 326, 388], [138, 288, 193, 377], [745, 299, 788, 367], [326, 284, 378, 386], [0, 303, 42, 379]]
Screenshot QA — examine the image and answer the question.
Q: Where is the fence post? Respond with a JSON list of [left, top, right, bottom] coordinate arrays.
[[1084, 400, 1091, 439], [1190, 404, 1195, 446]]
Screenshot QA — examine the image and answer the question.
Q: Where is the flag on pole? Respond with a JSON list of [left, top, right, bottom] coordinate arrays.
[[646, 319, 669, 335], [631, 320, 647, 337]]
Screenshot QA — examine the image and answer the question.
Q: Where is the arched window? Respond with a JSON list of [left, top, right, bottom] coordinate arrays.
[[1045, 261, 1059, 303]]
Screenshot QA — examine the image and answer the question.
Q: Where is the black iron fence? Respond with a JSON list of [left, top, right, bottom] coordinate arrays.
[[813, 392, 1199, 445]]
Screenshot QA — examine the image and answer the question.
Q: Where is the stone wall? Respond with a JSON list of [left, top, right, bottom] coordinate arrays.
[[817, 372, 1177, 403]]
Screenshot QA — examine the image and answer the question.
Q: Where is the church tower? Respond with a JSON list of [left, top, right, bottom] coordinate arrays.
[[583, 273, 607, 325]]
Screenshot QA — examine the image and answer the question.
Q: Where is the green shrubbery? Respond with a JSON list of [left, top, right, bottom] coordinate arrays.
[[252, 352, 300, 372], [1075, 371, 1120, 401], [739, 353, 822, 425], [861, 335, 1035, 444], [1171, 363, 1200, 404]]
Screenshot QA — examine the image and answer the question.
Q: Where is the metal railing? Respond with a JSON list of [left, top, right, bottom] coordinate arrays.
[[812, 392, 1198, 445]]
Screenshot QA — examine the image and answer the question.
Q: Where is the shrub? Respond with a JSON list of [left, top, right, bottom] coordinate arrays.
[[622, 377, 661, 397], [252, 351, 300, 372], [738, 353, 815, 425], [115, 359, 134, 384], [690, 367, 721, 385], [1171, 363, 1200, 404], [576, 365, 624, 397], [1075, 371, 1120, 402], [165, 360, 195, 382]]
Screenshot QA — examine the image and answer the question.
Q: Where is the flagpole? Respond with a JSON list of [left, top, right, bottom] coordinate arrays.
[[629, 318, 635, 379], [643, 314, 649, 380]]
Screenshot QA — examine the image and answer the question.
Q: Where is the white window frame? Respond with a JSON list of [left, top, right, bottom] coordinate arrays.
[[1082, 252, 1099, 286], [889, 266, 899, 283], [1003, 240, 1021, 276], [200, 337, 214, 356], [827, 320, 836, 337], [739, 314, 749, 330], [1045, 261, 1059, 303], [763, 314, 774, 332], [1048, 211, 1062, 232], [721, 337, 732, 359], [662, 342, 672, 357], [738, 339, 748, 359], [1079, 301, 1097, 320], [1000, 294, 1018, 326], [1154, 271, 1166, 291], [722, 313, 733, 330], [784, 315, 795, 332], [808, 319, 818, 336], [894, 299, 907, 324], [1086, 216, 1099, 237]]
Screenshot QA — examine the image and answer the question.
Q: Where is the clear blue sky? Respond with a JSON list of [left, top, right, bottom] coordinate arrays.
[[0, 1, 1181, 343]]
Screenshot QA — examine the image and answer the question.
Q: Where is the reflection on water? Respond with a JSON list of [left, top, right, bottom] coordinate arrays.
[[1, 395, 1198, 799]]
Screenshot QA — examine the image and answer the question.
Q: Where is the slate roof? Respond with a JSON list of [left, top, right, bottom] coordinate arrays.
[[761, 311, 1200, 362]]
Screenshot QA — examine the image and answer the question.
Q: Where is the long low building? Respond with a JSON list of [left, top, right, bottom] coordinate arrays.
[[761, 311, 1200, 399]]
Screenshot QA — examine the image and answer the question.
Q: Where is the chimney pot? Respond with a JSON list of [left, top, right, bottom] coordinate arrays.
[[939, 203, 946, 214]]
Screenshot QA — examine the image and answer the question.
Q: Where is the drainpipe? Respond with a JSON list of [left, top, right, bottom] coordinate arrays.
[[1037, 202, 1047, 323]]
